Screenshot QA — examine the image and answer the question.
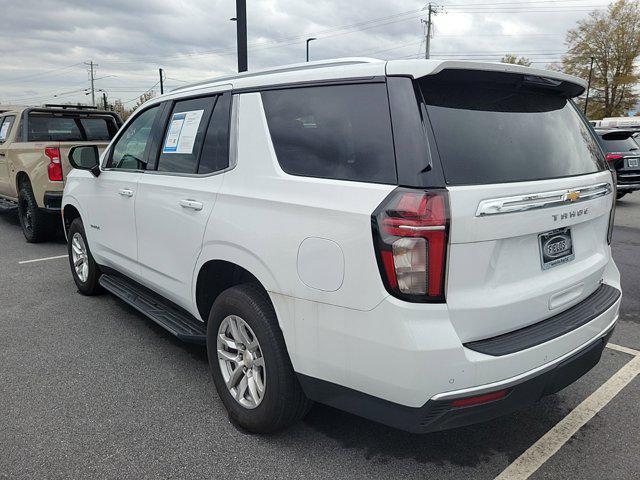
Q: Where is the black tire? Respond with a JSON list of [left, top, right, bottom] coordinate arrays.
[[67, 218, 103, 295], [616, 192, 627, 200], [17, 182, 56, 243], [207, 284, 312, 433]]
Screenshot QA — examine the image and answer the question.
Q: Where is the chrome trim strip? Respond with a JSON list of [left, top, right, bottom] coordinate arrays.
[[398, 225, 446, 231], [476, 182, 612, 217]]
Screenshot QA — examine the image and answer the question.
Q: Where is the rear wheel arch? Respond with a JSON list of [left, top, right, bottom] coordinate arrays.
[[195, 259, 272, 324]]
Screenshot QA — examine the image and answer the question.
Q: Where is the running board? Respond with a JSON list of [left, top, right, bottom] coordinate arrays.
[[99, 274, 206, 344], [0, 197, 17, 213]]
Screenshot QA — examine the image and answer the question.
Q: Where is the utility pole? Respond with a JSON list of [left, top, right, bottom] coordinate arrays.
[[84, 60, 96, 106], [102, 92, 108, 110], [236, 0, 248, 72], [422, 4, 439, 59], [159, 68, 164, 94], [584, 56, 595, 116]]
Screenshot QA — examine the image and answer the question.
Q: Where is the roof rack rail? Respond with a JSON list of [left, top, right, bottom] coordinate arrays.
[[172, 57, 382, 92], [43, 104, 98, 110]]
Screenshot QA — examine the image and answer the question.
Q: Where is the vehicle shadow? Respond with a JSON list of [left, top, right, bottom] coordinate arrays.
[[0, 210, 66, 243], [292, 395, 569, 468]]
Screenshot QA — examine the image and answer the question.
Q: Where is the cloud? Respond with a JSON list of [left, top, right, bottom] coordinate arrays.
[[0, 0, 601, 105]]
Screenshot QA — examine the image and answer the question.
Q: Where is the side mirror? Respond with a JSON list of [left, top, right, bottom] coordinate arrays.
[[68, 145, 101, 177]]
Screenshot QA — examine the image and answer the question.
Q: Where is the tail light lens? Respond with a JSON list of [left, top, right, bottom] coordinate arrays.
[[45, 146, 63, 181], [372, 188, 449, 302], [605, 153, 623, 167]]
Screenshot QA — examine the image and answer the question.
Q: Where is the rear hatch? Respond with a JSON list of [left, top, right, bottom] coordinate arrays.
[[416, 69, 614, 342], [596, 130, 640, 187]]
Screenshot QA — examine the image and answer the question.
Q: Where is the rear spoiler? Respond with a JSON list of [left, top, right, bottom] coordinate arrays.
[[386, 59, 587, 98], [18, 108, 123, 142], [598, 130, 638, 140]]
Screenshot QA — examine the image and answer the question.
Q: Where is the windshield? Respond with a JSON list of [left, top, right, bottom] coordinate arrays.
[[418, 75, 606, 185]]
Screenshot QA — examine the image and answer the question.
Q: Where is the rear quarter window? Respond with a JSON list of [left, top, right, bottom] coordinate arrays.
[[261, 83, 397, 184], [418, 74, 606, 185]]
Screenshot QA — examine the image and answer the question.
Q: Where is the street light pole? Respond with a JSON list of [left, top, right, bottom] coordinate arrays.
[[235, 0, 248, 72], [306, 37, 316, 62], [584, 56, 595, 116]]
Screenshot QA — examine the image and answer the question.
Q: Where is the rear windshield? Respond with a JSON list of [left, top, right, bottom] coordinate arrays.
[[418, 76, 606, 185], [597, 135, 639, 153], [27, 114, 118, 142]]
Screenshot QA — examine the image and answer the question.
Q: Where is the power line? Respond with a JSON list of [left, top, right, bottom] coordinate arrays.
[[0, 63, 83, 84]]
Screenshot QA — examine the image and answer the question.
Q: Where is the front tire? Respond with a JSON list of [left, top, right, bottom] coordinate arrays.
[[17, 183, 56, 243], [616, 191, 627, 200], [207, 284, 311, 433], [67, 218, 102, 295]]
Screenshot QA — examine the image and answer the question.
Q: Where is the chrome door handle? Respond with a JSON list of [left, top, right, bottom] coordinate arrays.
[[118, 188, 134, 197], [179, 199, 203, 211]]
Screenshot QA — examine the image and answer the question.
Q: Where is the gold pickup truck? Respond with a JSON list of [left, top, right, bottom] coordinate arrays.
[[0, 105, 121, 242]]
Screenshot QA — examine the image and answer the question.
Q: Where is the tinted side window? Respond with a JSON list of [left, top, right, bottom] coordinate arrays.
[[157, 96, 216, 174], [0, 116, 15, 142], [261, 83, 397, 184], [199, 93, 231, 174], [109, 105, 160, 170]]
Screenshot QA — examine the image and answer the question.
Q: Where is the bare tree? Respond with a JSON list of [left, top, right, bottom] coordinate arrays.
[[500, 54, 532, 67], [133, 91, 156, 111], [560, 0, 640, 118]]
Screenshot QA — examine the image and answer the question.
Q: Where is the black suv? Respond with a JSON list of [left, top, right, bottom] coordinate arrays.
[[595, 129, 640, 199]]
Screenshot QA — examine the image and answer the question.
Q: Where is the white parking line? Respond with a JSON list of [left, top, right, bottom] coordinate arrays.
[[607, 342, 640, 356], [18, 254, 67, 265], [495, 344, 640, 480]]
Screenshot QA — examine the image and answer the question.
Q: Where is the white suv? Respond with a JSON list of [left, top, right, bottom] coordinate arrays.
[[62, 58, 621, 433]]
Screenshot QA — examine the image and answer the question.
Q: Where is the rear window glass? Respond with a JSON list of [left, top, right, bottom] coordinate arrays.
[[597, 135, 639, 153], [27, 115, 117, 142], [261, 83, 397, 184], [418, 77, 605, 185]]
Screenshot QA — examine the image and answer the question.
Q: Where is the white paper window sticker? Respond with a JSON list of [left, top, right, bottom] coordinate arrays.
[[162, 109, 204, 154], [0, 120, 10, 141]]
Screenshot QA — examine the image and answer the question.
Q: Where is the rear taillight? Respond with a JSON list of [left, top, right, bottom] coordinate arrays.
[[45, 146, 63, 181], [605, 153, 623, 166], [372, 188, 449, 302]]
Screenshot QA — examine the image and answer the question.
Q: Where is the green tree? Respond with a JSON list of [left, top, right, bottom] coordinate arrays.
[[500, 54, 532, 66], [560, 0, 640, 118]]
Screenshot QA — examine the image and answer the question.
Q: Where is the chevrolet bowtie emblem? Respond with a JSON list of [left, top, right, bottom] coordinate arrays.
[[565, 191, 581, 202]]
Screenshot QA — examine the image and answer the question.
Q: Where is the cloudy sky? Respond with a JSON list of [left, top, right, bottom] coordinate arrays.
[[0, 0, 609, 107]]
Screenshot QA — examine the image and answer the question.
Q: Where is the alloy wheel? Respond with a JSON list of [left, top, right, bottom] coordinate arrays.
[[217, 315, 266, 409], [71, 233, 89, 283]]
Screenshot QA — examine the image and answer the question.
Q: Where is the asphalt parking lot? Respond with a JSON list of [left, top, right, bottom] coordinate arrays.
[[1, 196, 639, 480]]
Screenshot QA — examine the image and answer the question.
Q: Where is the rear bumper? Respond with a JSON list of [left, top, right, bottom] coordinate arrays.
[[298, 325, 615, 433], [43, 191, 63, 212], [617, 183, 640, 192]]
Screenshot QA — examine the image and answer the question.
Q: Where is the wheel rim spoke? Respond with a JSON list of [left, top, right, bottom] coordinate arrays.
[[227, 364, 244, 390], [217, 314, 266, 409], [235, 375, 249, 401], [247, 376, 261, 404]]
